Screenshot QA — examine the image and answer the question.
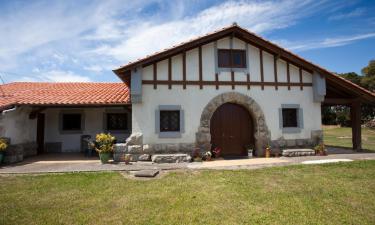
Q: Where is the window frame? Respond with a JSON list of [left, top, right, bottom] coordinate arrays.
[[155, 105, 185, 138], [279, 104, 303, 133], [159, 110, 180, 132], [103, 109, 131, 134], [217, 49, 247, 69], [59, 110, 85, 134], [106, 113, 129, 131]]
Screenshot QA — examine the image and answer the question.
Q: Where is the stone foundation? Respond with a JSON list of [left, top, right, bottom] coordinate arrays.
[[115, 129, 324, 162], [271, 130, 323, 151], [113, 132, 195, 162]]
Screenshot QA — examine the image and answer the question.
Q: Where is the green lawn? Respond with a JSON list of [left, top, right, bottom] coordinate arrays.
[[323, 126, 375, 151], [1, 161, 375, 225]]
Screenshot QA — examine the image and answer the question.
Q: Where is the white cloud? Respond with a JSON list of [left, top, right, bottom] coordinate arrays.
[[15, 70, 91, 82], [0, 0, 372, 83], [278, 32, 375, 52], [92, 0, 332, 63], [328, 8, 365, 21]]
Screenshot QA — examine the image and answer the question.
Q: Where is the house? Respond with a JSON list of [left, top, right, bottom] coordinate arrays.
[[1, 24, 374, 163]]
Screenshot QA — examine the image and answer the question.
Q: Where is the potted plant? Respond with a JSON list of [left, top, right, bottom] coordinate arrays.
[[192, 148, 202, 162], [123, 154, 132, 165], [204, 151, 212, 161], [265, 144, 271, 158], [245, 144, 254, 158], [94, 133, 115, 164], [0, 138, 8, 164], [212, 146, 222, 158], [314, 143, 327, 156]]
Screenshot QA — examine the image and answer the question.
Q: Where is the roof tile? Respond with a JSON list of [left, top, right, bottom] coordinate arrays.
[[0, 82, 130, 110]]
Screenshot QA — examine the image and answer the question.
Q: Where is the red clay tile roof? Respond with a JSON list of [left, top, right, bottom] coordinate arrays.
[[0, 82, 130, 110]]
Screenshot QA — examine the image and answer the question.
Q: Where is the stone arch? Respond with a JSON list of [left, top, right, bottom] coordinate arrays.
[[195, 92, 271, 156]]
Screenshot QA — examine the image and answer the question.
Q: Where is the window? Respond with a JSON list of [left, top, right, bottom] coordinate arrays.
[[107, 113, 128, 130], [218, 49, 246, 68], [282, 108, 298, 128], [279, 104, 303, 133], [62, 114, 82, 131], [160, 110, 180, 132], [156, 105, 184, 138]]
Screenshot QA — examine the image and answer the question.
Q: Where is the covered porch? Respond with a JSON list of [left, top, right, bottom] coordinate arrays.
[[323, 74, 375, 151]]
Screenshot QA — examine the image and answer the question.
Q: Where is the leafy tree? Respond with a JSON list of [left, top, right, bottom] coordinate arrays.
[[360, 60, 375, 91]]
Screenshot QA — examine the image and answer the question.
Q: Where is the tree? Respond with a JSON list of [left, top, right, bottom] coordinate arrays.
[[360, 60, 375, 91]]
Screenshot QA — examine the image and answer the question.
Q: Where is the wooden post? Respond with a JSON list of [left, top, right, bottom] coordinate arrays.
[[350, 101, 362, 151]]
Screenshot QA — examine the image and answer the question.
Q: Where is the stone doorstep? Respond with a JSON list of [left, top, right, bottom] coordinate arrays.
[[282, 149, 315, 157], [151, 154, 192, 163]]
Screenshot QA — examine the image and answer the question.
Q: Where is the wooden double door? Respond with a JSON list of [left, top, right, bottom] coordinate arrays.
[[210, 103, 254, 156]]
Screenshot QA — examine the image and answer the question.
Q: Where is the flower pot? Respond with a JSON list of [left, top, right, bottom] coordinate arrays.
[[0, 152, 4, 164], [247, 149, 253, 158], [99, 152, 111, 164]]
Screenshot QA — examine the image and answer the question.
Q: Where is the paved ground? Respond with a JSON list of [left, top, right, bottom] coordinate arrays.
[[1, 148, 374, 174]]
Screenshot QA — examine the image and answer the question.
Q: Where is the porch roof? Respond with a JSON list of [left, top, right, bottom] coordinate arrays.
[[0, 82, 130, 111]]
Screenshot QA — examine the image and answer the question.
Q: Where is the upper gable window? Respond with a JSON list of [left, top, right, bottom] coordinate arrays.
[[218, 49, 246, 68]]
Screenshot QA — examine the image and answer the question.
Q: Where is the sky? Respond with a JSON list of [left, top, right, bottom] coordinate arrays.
[[0, 0, 374, 83]]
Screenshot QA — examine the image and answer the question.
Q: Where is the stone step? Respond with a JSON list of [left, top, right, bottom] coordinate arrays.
[[282, 149, 315, 157], [151, 154, 191, 163], [134, 170, 159, 178]]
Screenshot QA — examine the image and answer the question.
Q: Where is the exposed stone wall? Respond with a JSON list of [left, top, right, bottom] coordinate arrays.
[[271, 130, 323, 150], [196, 92, 271, 156], [113, 132, 194, 162]]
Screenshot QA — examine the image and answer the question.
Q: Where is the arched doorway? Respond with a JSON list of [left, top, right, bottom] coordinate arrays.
[[196, 92, 270, 156], [210, 103, 254, 156]]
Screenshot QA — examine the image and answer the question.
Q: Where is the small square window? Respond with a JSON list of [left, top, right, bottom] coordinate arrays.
[[160, 110, 180, 132], [282, 108, 298, 128], [62, 114, 82, 131], [107, 113, 128, 130], [218, 49, 246, 68]]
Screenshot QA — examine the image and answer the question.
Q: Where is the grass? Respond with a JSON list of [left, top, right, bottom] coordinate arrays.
[[323, 126, 375, 151], [1, 161, 375, 225]]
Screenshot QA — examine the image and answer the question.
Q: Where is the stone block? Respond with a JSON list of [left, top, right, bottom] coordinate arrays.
[[296, 139, 305, 147], [114, 143, 128, 153], [127, 145, 143, 154], [143, 144, 153, 153], [196, 132, 210, 144], [282, 149, 315, 157], [126, 132, 143, 146], [166, 144, 179, 153], [286, 139, 296, 147], [277, 137, 286, 148], [138, 154, 151, 161], [113, 152, 125, 162], [134, 170, 159, 177], [151, 154, 191, 163]]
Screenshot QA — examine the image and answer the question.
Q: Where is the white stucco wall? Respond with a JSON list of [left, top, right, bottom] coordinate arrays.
[[43, 107, 130, 152], [0, 106, 36, 145], [135, 37, 322, 145]]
